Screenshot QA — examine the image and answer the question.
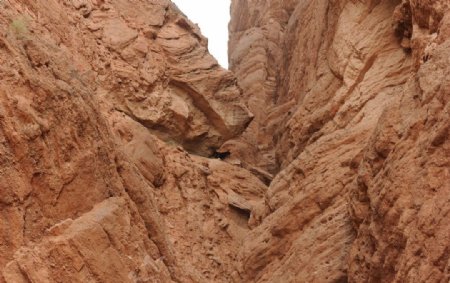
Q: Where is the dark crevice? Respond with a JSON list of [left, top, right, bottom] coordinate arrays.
[[211, 150, 231, 160], [229, 204, 251, 220]]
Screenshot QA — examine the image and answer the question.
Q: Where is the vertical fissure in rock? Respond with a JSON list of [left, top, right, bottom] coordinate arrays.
[[0, 1, 449, 283]]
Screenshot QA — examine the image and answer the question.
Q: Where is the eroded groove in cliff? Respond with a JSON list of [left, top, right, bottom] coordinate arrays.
[[1, 1, 449, 283]]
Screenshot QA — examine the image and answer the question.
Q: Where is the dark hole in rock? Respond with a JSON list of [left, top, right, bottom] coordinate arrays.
[[211, 150, 231, 160], [228, 204, 251, 220], [333, 275, 348, 283]]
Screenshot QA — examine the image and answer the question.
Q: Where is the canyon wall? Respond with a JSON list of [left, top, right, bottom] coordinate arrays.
[[0, 0, 448, 282], [0, 0, 261, 282], [229, 0, 449, 282]]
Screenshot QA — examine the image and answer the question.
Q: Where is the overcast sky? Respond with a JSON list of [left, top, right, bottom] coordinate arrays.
[[171, 0, 231, 68]]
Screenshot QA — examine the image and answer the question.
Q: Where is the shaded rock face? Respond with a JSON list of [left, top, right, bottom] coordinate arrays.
[[229, 0, 450, 282], [0, 0, 448, 283]]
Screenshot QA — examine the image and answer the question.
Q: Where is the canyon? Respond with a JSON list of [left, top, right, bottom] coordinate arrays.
[[0, 0, 449, 282]]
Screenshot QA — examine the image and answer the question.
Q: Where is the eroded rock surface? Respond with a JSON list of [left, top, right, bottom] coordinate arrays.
[[0, 0, 257, 282], [0, 0, 449, 282], [229, 0, 449, 282]]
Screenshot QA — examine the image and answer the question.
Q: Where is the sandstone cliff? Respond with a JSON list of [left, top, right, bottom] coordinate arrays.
[[229, 0, 449, 282], [0, 0, 449, 282], [0, 0, 259, 282]]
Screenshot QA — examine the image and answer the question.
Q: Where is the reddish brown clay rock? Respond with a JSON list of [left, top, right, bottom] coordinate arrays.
[[11, 0, 251, 157], [0, 0, 256, 282], [0, 3, 180, 280], [229, 0, 449, 282], [0, 0, 449, 282]]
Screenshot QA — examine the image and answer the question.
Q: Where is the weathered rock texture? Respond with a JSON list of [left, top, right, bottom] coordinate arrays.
[[0, 0, 449, 282], [229, 0, 450, 282], [0, 0, 258, 282]]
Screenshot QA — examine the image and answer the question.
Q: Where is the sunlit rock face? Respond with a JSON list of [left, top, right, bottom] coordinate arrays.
[[0, 0, 449, 282]]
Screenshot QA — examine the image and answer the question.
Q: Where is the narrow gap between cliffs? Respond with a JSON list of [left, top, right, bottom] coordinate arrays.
[[171, 0, 231, 69]]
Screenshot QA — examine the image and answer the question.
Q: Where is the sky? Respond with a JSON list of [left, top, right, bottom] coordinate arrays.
[[171, 0, 231, 68]]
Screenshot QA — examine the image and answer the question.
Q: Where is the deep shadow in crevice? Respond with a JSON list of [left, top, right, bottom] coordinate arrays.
[[211, 150, 231, 160], [228, 204, 251, 220]]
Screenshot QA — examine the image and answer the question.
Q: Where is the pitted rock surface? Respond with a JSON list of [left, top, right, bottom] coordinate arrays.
[[0, 0, 449, 282]]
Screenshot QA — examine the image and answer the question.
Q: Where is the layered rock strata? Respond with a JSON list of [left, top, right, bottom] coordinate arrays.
[[229, 0, 449, 282], [0, 0, 449, 282], [0, 0, 258, 282]]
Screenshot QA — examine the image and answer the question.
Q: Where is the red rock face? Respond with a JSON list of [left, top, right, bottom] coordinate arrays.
[[229, 0, 449, 282], [0, 1, 256, 282], [0, 0, 449, 282]]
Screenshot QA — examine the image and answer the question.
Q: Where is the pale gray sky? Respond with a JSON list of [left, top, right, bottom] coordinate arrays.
[[171, 0, 231, 68]]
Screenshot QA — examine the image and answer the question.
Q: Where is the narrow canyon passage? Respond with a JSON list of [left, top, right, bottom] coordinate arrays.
[[0, 0, 449, 283]]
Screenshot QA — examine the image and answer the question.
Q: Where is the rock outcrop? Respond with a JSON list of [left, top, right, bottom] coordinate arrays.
[[0, 0, 449, 282], [0, 0, 257, 282], [229, 0, 449, 282]]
